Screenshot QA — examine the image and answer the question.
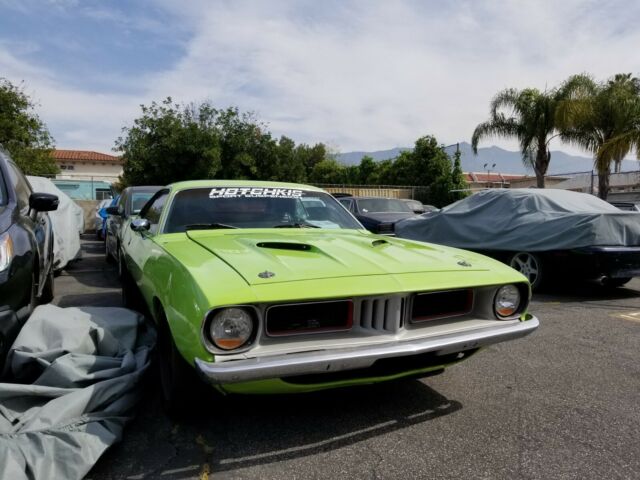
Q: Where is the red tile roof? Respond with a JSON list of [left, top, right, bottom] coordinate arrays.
[[52, 150, 122, 163]]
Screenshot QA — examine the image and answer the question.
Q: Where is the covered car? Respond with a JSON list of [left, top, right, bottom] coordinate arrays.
[[27, 176, 83, 270], [395, 189, 640, 290], [120, 180, 538, 413]]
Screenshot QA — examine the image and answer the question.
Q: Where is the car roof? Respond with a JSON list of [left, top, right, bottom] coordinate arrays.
[[167, 179, 325, 193], [353, 196, 405, 201], [125, 185, 163, 193]]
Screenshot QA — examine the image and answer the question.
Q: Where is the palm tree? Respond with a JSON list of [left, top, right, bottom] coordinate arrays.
[[556, 73, 640, 199], [471, 87, 561, 188]]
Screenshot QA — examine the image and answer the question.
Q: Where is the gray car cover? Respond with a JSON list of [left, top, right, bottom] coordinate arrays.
[[0, 305, 155, 480], [395, 189, 640, 251]]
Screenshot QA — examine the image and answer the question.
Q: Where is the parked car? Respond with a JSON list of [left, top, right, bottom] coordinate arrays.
[[401, 199, 439, 214], [0, 149, 58, 362], [396, 188, 640, 291], [119, 180, 538, 413], [93, 198, 113, 239], [105, 185, 162, 265], [337, 196, 416, 234], [610, 201, 640, 212]]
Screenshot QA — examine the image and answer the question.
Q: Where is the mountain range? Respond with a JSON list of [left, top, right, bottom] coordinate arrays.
[[336, 142, 640, 175]]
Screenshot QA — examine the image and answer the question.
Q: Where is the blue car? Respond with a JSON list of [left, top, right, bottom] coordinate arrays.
[[96, 196, 118, 240]]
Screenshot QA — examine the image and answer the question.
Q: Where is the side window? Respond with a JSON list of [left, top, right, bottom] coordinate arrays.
[[141, 190, 169, 234], [6, 162, 32, 212], [338, 199, 352, 211]]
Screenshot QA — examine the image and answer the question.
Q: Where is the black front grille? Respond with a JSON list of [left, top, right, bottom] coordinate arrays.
[[266, 300, 353, 336], [411, 289, 473, 322]]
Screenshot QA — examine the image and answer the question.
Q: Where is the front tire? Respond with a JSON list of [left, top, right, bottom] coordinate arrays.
[[105, 237, 115, 264], [509, 252, 544, 291], [155, 306, 203, 417], [121, 261, 145, 313]]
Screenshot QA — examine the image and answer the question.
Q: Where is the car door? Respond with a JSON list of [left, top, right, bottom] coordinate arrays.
[[5, 162, 51, 291], [122, 189, 170, 305]]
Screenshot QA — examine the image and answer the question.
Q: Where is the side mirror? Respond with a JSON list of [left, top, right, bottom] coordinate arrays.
[[29, 192, 59, 212], [131, 218, 151, 232], [105, 206, 121, 216]]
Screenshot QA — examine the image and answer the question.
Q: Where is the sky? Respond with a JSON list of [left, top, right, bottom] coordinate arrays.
[[1, 0, 640, 158]]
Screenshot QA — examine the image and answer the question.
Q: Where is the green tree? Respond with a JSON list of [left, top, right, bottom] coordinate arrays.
[[358, 155, 378, 184], [472, 87, 563, 188], [556, 73, 640, 199], [308, 158, 346, 184], [0, 78, 57, 175], [116, 98, 222, 186], [450, 149, 468, 201], [409, 135, 462, 206], [272, 136, 307, 183]]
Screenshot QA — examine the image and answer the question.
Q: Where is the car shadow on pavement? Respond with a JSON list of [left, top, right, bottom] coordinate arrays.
[[533, 279, 640, 303], [89, 378, 461, 479]]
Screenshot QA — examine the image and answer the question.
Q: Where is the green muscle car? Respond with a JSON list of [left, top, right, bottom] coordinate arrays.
[[119, 180, 539, 410]]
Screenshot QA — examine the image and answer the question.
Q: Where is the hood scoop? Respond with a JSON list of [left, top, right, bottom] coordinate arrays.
[[256, 241, 312, 251]]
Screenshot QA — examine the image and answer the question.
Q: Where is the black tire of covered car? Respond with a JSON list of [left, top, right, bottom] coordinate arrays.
[[155, 304, 206, 417], [105, 238, 115, 264], [39, 267, 55, 304], [509, 252, 544, 291]]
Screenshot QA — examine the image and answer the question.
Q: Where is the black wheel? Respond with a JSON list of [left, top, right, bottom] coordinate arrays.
[[27, 271, 38, 315], [116, 246, 124, 278], [509, 252, 544, 291], [155, 306, 204, 416], [602, 277, 631, 288], [105, 237, 115, 264], [39, 267, 55, 304], [121, 263, 145, 313]]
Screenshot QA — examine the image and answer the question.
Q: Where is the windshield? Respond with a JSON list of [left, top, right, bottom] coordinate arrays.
[[164, 187, 363, 233], [357, 198, 413, 213], [131, 192, 156, 214]]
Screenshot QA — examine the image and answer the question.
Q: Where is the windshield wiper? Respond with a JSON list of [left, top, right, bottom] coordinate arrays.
[[273, 222, 320, 229], [185, 223, 238, 231]]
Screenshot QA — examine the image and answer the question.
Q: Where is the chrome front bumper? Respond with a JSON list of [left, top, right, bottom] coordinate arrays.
[[195, 315, 539, 384]]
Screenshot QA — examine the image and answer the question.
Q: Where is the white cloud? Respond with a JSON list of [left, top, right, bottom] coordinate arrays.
[[2, 0, 640, 160]]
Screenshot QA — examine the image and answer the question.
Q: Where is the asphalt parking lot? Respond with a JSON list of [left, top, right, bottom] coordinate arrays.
[[58, 237, 640, 480]]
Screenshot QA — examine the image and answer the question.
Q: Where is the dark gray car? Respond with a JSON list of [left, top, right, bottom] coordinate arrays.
[[338, 196, 416, 234], [105, 186, 161, 267], [0, 149, 58, 362]]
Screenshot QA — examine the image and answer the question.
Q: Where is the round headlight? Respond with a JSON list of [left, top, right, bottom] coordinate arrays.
[[209, 308, 254, 350], [494, 285, 521, 318]]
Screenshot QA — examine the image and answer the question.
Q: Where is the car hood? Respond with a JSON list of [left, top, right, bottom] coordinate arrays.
[[185, 229, 489, 285], [357, 212, 414, 223]]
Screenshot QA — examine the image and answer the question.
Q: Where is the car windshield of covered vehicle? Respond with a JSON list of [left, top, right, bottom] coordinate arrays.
[[163, 187, 363, 232], [356, 198, 413, 213]]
